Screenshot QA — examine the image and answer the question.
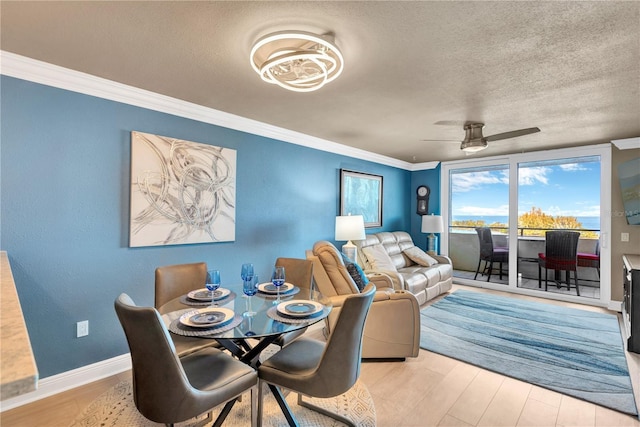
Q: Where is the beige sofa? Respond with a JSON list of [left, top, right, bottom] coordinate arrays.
[[356, 231, 453, 305], [306, 240, 420, 360]]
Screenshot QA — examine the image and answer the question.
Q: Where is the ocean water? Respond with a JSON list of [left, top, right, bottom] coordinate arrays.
[[452, 215, 600, 230]]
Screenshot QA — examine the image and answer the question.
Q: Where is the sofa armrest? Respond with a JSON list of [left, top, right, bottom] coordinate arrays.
[[366, 272, 394, 289], [364, 268, 404, 290], [327, 287, 400, 308], [431, 254, 452, 265]]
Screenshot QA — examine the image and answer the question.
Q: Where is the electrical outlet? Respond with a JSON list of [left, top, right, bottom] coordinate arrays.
[[77, 320, 89, 337], [622, 232, 630, 242]]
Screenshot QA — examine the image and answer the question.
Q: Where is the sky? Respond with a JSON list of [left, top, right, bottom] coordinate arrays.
[[451, 158, 601, 219]]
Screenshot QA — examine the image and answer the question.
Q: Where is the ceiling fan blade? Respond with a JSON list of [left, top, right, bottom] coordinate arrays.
[[485, 127, 540, 142], [434, 120, 479, 127], [420, 139, 460, 142]]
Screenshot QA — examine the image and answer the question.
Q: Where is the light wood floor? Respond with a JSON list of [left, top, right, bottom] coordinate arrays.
[[3, 284, 640, 427]]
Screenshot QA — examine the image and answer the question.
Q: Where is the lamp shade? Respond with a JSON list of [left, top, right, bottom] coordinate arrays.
[[421, 214, 444, 234], [335, 215, 366, 241]]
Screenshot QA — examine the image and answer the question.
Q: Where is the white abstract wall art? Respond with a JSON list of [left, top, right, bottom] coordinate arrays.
[[129, 131, 236, 247]]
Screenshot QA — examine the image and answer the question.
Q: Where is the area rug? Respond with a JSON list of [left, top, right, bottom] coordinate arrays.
[[69, 378, 375, 427], [420, 289, 638, 415]]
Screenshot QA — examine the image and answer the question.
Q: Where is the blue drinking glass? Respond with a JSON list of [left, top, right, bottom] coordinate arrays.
[[241, 263, 254, 282], [243, 275, 258, 316], [206, 269, 221, 307], [271, 266, 286, 304]]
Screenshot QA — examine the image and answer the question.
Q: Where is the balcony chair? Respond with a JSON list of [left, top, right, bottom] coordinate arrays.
[[272, 257, 314, 347], [257, 284, 375, 427], [155, 262, 221, 357], [538, 230, 581, 296], [306, 240, 420, 359], [474, 227, 509, 281], [114, 293, 258, 427], [578, 240, 600, 278]]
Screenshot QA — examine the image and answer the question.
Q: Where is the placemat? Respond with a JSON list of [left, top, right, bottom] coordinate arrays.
[[266, 305, 330, 324], [167, 315, 243, 337], [256, 286, 300, 299], [179, 290, 236, 306]]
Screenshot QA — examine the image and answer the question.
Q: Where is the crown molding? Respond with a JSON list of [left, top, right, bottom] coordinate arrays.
[[0, 51, 422, 170], [612, 137, 640, 150]]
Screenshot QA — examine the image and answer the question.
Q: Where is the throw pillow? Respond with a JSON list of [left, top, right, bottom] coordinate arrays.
[[362, 244, 397, 272], [403, 246, 438, 267], [341, 252, 369, 291], [346, 263, 369, 291]]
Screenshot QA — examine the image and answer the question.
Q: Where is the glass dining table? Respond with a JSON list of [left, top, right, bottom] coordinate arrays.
[[158, 281, 332, 368], [158, 281, 331, 425]]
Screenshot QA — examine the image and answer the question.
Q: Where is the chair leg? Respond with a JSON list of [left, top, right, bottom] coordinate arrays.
[[544, 268, 549, 292], [474, 258, 482, 280], [486, 261, 493, 282], [297, 393, 356, 427], [538, 264, 542, 288], [250, 386, 258, 427], [574, 270, 580, 296], [257, 381, 264, 427]]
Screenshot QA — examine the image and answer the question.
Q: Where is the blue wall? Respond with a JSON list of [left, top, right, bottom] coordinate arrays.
[[411, 167, 442, 251], [0, 75, 438, 378]]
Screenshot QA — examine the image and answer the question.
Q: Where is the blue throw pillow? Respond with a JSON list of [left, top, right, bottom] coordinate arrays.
[[341, 252, 369, 292]]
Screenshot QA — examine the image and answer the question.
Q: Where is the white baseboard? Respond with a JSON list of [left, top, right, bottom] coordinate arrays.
[[0, 354, 131, 412], [609, 299, 623, 312]]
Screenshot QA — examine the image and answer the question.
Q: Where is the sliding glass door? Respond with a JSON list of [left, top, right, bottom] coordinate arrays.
[[448, 162, 510, 286], [516, 156, 602, 299], [441, 144, 611, 306]]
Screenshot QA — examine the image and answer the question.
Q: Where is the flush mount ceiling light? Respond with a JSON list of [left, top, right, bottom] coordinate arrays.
[[250, 31, 344, 92]]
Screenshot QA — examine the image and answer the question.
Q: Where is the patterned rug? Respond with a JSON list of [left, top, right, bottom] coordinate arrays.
[[69, 378, 375, 427], [420, 289, 638, 415]]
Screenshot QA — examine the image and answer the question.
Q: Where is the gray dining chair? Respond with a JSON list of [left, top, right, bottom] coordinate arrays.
[[273, 257, 314, 348], [257, 283, 375, 427], [114, 293, 258, 427], [155, 262, 208, 308], [155, 262, 221, 356]]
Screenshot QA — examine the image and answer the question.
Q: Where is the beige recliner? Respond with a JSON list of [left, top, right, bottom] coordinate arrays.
[[306, 240, 420, 360]]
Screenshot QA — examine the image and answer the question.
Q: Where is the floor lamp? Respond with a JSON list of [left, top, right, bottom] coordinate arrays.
[[335, 215, 366, 263], [421, 214, 444, 255]]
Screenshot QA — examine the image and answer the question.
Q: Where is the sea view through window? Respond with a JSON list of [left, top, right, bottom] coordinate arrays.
[[449, 156, 601, 237]]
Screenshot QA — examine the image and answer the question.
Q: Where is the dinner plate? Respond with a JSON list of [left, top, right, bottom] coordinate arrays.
[[276, 300, 323, 318], [258, 282, 294, 294], [179, 307, 235, 328], [187, 288, 231, 301]]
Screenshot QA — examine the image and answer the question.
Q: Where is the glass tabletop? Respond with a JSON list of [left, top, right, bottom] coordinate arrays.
[[158, 282, 331, 340]]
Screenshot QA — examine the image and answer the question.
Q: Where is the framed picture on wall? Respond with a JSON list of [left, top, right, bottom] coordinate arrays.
[[340, 169, 383, 228], [129, 131, 236, 247]]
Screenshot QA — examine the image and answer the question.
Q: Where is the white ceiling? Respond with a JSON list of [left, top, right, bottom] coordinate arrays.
[[1, 1, 638, 164]]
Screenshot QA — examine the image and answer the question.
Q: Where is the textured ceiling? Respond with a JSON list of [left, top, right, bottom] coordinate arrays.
[[1, 1, 638, 163]]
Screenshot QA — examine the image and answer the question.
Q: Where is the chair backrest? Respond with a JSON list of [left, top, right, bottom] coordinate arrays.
[[475, 227, 495, 260], [275, 257, 313, 290], [114, 293, 194, 422], [309, 241, 360, 297], [155, 262, 207, 308], [310, 283, 375, 398], [545, 230, 580, 267]]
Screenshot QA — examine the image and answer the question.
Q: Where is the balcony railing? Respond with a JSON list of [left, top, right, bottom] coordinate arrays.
[[449, 225, 600, 236]]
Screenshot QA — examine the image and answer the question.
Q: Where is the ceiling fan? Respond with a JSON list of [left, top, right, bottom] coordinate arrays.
[[425, 122, 541, 153]]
